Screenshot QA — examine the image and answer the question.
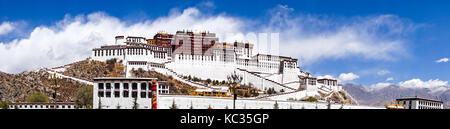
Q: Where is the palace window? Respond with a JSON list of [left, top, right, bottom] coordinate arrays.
[[123, 91, 129, 97], [124, 83, 129, 89], [106, 83, 111, 89], [106, 91, 111, 98], [98, 83, 104, 89], [114, 83, 120, 90], [141, 83, 147, 90], [141, 92, 146, 98], [98, 91, 104, 97], [114, 91, 120, 98], [132, 92, 137, 98], [132, 83, 138, 90]]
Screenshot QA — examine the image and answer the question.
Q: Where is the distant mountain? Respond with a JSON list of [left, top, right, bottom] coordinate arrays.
[[343, 83, 450, 108]]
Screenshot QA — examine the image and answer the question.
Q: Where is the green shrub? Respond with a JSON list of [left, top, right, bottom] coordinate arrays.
[[26, 92, 48, 102], [304, 97, 318, 102]]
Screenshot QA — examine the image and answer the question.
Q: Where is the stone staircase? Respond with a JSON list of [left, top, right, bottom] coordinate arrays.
[[236, 68, 296, 91]]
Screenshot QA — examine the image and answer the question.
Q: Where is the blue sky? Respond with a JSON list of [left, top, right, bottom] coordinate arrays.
[[0, 0, 449, 88]]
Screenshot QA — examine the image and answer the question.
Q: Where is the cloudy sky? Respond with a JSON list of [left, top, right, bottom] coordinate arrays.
[[0, 0, 449, 89]]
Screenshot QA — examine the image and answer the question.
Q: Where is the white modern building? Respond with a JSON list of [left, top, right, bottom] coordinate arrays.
[[396, 97, 444, 109], [93, 77, 167, 109]]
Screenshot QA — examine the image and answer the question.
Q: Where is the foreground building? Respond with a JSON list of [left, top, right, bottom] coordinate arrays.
[[396, 97, 444, 109], [93, 77, 164, 109]]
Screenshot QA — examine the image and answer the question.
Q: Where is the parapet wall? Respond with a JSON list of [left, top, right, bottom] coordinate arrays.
[[157, 95, 384, 109]]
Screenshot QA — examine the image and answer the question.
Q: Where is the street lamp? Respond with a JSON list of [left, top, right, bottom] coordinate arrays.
[[48, 73, 62, 101]]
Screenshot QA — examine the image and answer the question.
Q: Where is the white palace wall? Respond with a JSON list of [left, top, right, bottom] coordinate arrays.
[[157, 95, 383, 109]]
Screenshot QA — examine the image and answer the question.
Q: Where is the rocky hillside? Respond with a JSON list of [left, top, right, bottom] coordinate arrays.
[[343, 83, 450, 108], [62, 59, 125, 82], [0, 69, 90, 102]]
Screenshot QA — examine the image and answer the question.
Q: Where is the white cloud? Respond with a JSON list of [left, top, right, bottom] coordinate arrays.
[[377, 70, 391, 75], [317, 75, 335, 79], [264, 5, 416, 64], [386, 77, 394, 81], [0, 22, 14, 35], [0, 5, 419, 73], [436, 57, 448, 63], [338, 72, 359, 82], [0, 8, 245, 73], [370, 82, 393, 90], [398, 78, 448, 89]]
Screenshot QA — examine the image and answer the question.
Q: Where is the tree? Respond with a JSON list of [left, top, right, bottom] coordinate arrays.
[[75, 86, 93, 109], [116, 103, 121, 109], [26, 92, 48, 102], [273, 101, 279, 109], [98, 97, 102, 109], [0, 101, 11, 109], [189, 101, 194, 109], [169, 100, 178, 109], [227, 71, 242, 109], [304, 97, 318, 102], [327, 100, 331, 109], [206, 78, 212, 84], [132, 96, 138, 109]]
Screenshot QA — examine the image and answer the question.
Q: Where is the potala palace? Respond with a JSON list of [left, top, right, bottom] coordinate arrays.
[[89, 30, 380, 109]]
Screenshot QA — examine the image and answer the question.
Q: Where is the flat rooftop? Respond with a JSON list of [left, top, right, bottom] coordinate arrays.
[[396, 97, 443, 103]]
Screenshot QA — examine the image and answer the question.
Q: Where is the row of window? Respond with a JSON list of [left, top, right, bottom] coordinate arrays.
[[98, 91, 151, 98], [419, 101, 441, 107], [418, 106, 441, 109], [9, 104, 74, 109], [94, 48, 162, 57], [98, 82, 152, 90]]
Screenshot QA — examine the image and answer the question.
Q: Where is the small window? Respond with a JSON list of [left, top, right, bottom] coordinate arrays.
[[98, 91, 104, 97], [132, 83, 138, 90], [123, 91, 129, 97], [99, 83, 104, 89], [141, 83, 147, 90], [124, 83, 129, 89], [114, 91, 120, 98], [106, 83, 111, 89], [114, 83, 120, 89], [106, 92, 111, 97], [132, 92, 137, 98], [141, 92, 146, 98]]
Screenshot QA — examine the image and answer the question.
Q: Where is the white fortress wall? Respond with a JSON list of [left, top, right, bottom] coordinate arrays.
[[166, 59, 237, 81], [157, 95, 383, 109], [237, 69, 294, 92]]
